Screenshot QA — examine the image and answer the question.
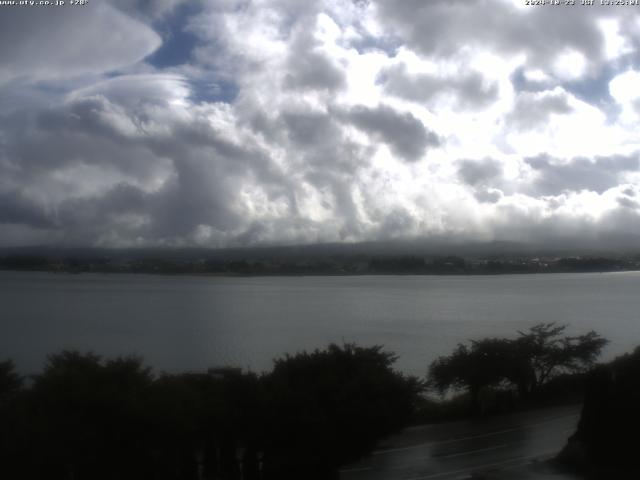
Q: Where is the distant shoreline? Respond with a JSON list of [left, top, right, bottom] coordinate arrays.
[[3, 249, 640, 278], [2, 266, 640, 278]]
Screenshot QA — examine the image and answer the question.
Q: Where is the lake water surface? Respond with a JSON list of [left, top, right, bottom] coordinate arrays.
[[2, 271, 639, 376]]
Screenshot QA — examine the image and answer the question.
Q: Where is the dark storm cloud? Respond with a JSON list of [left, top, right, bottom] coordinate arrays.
[[525, 154, 639, 196], [0, 191, 53, 229], [379, 63, 499, 109], [506, 90, 573, 130], [339, 104, 440, 162]]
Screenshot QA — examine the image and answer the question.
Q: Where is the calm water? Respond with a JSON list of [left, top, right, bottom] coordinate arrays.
[[1, 271, 639, 376]]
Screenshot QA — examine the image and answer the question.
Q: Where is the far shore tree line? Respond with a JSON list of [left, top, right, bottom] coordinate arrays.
[[0, 323, 609, 480], [2, 252, 639, 275]]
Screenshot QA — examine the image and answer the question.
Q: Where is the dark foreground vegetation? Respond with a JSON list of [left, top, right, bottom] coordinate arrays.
[[556, 346, 640, 478], [427, 323, 608, 417], [0, 324, 620, 479], [429, 326, 640, 478], [0, 344, 422, 480]]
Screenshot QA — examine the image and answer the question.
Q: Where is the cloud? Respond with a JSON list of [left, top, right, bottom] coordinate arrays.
[[474, 188, 503, 205], [457, 158, 506, 205], [506, 89, 574, 131], [0, 71, 291, 246], [0, 3, 161, 84], [68, 74, 191, 109], [380, 63, 499, 109], [283, 26, 347, 91], [282, 110, 339, 148], [371, 0, 609, 73], [457, 158, 503, 187], [339, 104, 440, 162], [525, 153, 639, 196], [2, 0, 640, 249], [110, 0, 193, 20], [0, 191, 53, 229]]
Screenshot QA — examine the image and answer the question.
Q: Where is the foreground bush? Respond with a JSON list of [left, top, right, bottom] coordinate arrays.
[[262, 344, 423, 479], [557, 346, 640, 477], [0, 344, 423, 480]]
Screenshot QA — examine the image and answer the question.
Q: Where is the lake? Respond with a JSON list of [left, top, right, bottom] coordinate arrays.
[[1, 270, 639, 376]]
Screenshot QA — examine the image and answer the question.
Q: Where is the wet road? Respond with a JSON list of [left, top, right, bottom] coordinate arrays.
[[340, 405, 581, 480]]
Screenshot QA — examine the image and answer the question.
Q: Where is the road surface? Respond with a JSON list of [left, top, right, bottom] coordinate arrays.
[[340, 404, 582, 480]]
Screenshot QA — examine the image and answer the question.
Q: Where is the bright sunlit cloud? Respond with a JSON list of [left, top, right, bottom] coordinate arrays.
[[1, 0, 639, 248]]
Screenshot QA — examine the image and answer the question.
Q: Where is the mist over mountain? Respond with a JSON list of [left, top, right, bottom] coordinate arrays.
[[3, 234, 640, 267]]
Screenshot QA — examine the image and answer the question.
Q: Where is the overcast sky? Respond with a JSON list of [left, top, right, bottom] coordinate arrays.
[[1, 0, 640, 249]]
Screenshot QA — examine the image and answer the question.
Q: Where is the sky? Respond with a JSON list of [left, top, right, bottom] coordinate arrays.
[[1, 0, 640, 249]]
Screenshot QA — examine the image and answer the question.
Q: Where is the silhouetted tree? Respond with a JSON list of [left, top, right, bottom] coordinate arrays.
[[0, 359, 22, 401], [0, 359, 25, 478], [261, 344, 423, 479], [1, 344, 426, 480], [428, 338, 518, 414], [428, 324, 608, 413], [146, 369, 263, 480], [515, 323, 608, 395], [26, 351, 155, 480]]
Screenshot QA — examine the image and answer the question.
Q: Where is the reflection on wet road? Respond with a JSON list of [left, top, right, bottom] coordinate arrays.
[[340, 405, 581, 480]]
